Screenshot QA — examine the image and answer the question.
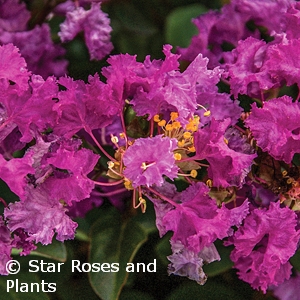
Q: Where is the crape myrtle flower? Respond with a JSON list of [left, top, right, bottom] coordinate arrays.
[[123, 135, 179, 188], [162, 182, 249, 253], [0, 43, 31, 93], [52, 75, 119, 138], [0, 152, 34, 200], [167, 240, 221, 285], [262, 38, 300, 90], [146, 181, 179, 237], [223, 37, 274, 99], [284, 2, 300, 39], [4, 186, 78, 245], [25, 135, 100, 205], [194, 118, 257, 188], [227, 201, 300, 293], [0, 128, 25, 160], [131, 51, 222, 122], [0, 216, 14, 275], [245, 95, 300, 164], [103, 45, 218, 122], [196, 92, 242, 126], [177, 0, 294, 67], [0, 0, 30, 32], [58, 2, 113, 60], [271, 272, 300, 300], [0, 24, 67, 79]]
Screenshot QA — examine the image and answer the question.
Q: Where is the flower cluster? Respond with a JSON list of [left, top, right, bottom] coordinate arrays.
[[1, 0, 300, 297]]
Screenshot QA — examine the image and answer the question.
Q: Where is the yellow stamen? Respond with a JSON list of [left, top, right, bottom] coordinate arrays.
[[188, 146, 196, 152], [178, 140, 185, 147], [174, 153, 182, 160], [107, 161, 114, 168], [203, 110, 211, 117], [158, 120, 166, 127], [124, 179, 133, 190], [224, 138, 228, 145], [206, 179, 213, 187], [154, 114, 161, 122], [111, 135, 119, 144], [183, 132, 192, 139], [139, 197, 147, 213], [190, 170, 197, 178], [172, 121, 181, 129], [165, 124, 173, 131], [170, 112, 179, 121]]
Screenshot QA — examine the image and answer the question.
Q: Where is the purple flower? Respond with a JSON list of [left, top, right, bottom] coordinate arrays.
[[245, 95, 300, 163], [0, 25, 67, 78], [163, 182, 249, 253], [194, 118, 256, 187], [4, 186, 78, 245], [0, 43, 30, 93], [167, 240, 220, 285], [272, 272, 300, 300], [224, 37, 274, 99], [59, 3, 113, 60], [0, 0, 30, 32], [228, 202, 300, 293], [52, 75, 118, 138], [263, 38, 300, 89], [0, 216, 13, 275], [123, 135, 179, 187]]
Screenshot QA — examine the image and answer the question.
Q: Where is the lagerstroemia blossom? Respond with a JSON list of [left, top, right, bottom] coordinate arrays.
[[1, 1, 300, 298]]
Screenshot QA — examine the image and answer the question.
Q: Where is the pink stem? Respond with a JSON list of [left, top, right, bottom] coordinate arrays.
[[97, 188, 128, 197], [93, 179, 124, 186], [86, 129, 116, 162], [146, 186, 180, 208]]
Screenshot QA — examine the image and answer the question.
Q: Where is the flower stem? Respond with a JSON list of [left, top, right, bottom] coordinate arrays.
[[86, 128, 116, 162], [146, 186, 180, 208], [93, 179, 124, 186]]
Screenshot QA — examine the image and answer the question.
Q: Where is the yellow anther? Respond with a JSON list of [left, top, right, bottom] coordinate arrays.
[[224, 138, 229, 145], [154, 114, 161, 122], [172, 121, 181, 129], [203, 110, 211, 117], [139, 197, 147, 213], [141, 162, 147, 170], [282, 170, 288, 177], [287, 178, 293, 184], [190, 170, 197, 178], [107, 161, 115, 168], [170, 112, 179, 121], [183, 132, 192, 139], [174, 153, 182, 160], [111, 135, 119, 144], [124, 179, 133, 190], [158, 120, 166, 127], [178, 140, 185, 147], [188, 146, 196, 152], [119, 132, 125, 139], [206, 179, 213, 187], [165, 124, 173, 131]]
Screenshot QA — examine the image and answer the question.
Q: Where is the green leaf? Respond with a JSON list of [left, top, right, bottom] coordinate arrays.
[[166, 280, 240, 300], [290, 249, 300, 271], [89, 208, 148, 300], [12, 239, 67, 263], [120, 289, 155, 300], [165, 4, 207, 48]]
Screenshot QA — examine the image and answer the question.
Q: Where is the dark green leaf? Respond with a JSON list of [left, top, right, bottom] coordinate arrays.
[[165, 4, 207, 48], [89, 208, 148, 300]]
